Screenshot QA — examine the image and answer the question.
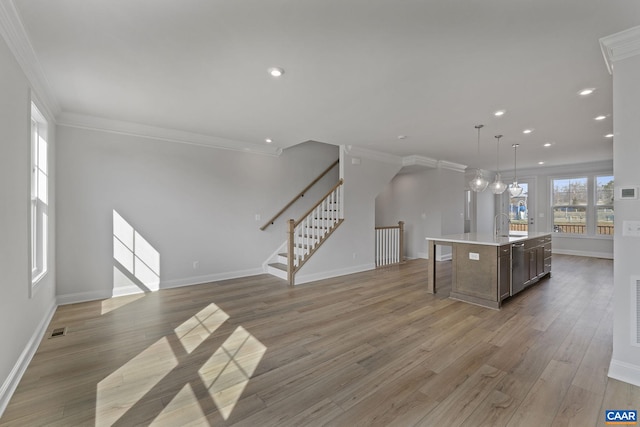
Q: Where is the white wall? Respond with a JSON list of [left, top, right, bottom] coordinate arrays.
[[56, 126, 339, 302], [294, 146, 403, 283], [0, 36, 57, 414], [376, 167, 465, 259], [606, 36, 640, 386]]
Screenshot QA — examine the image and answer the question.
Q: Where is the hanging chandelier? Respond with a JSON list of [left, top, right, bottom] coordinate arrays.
[[488, 135, 507, 194], [508, 143, 523, 197], [469, 124, 489, 192]]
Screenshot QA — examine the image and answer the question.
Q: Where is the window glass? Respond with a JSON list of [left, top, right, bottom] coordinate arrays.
[[509, 183, 529, 233], [551, 175, 613, 236], [31, 103, 48, 286], [596, 175, 614, 235]]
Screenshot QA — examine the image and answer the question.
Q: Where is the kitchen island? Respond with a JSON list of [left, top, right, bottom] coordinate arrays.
[[426, 232, 552, 309]]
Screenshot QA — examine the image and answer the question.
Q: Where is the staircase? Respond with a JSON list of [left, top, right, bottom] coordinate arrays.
[[267, 179, 344, 285]]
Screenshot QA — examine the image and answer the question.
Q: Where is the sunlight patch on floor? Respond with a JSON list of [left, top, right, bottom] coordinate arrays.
[[174, 303, 230, 353], [96, 337, 178, 426], [101, 293, 145, 315], [150, 383, 207, 426], [198, 326, 267, 419]]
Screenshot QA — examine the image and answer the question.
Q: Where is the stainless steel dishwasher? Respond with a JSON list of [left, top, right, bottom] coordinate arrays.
[[511, 242, 526, 295]]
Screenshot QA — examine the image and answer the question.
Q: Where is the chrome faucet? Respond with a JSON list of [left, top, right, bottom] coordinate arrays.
[[494, 212, 510, 237]]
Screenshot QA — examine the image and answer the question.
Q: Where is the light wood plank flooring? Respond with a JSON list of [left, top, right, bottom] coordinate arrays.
[[2, 255, 639, 426]]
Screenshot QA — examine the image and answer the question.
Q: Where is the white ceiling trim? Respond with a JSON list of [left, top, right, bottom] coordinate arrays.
[[600, 25, 640, 74], [401, 155, 467, 173], [344, 145, 403, 165], [57, 112, 284, 156], [0, 0, 60, 118], [402, 155, 438, 169], [437, 160, 467, 173]]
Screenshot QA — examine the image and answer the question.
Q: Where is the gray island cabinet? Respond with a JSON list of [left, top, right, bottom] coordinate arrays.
[[425, 232, 552, 309]]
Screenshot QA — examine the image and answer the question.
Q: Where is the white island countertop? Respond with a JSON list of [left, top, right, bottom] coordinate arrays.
[[426, 231, 551, 246]]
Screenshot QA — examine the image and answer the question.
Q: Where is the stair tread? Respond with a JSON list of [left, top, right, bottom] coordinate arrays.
[[268, 263, 287, 272]]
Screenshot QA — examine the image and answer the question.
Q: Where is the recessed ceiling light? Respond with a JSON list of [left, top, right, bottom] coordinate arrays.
[[397, 135, 407, 140], [538, 161, 545, 165], [265, 138, 273, 143], [543, 142, 552, 147], [594, 115, 607, 121], [267, 67, 284, 77], [579, 88, 595, 96], [523, 129, 533, 134], [494, 110, 506, 117], [605, 133, 614, 138]]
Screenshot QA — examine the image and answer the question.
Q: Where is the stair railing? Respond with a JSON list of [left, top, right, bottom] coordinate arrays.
[[260, 159, 339, 230], [287, 179, 344, 285], [375, 221, 405, 267]]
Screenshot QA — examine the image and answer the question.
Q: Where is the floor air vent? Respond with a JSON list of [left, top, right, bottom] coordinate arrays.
[[50, 327, 67, 338]]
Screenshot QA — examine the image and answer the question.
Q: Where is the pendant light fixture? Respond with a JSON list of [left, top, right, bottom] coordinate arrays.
[[508, 143, 523, 197], [488, 135, 507, 194], [469, 124, 489, 192]]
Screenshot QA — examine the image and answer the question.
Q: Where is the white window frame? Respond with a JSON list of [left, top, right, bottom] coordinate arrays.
[[550, 172, 614, 238], [30, 102, 48, 290]]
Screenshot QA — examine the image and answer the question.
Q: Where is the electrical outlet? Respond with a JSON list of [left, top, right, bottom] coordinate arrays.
[[469, 252, 480, 261]]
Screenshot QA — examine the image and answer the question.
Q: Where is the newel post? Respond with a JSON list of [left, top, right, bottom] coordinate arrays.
[[287, 219, 295, 286], [398, 221, 405, 263]]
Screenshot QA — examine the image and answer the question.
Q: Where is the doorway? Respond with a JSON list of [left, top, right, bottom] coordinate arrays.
[[498, 179, 535, 234]]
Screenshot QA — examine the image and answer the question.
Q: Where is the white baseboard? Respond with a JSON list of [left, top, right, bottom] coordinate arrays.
[[57, 289, 113, 305], [0, 298, 57, 417], [57, 268, 265, 305], [416, 252, 428, 259], [552, 249, 613, 259], [295, 263, 376, 285], [609, 358, 640, 387], [161, 268, 264, 289]]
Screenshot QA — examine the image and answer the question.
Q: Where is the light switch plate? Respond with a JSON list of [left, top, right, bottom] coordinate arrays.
[[623, 220, 640, 237]]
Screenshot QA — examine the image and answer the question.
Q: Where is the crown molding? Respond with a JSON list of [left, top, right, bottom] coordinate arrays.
[[0, 0, 60, 118], [402, 155, 438, 169], [57, 112, 284, 156], [343, 147, 467, 171], [437, 160, 467, 173], [600, 25, 640, 74], [343, 145, 403, 165], [399, 156, 467, 174]]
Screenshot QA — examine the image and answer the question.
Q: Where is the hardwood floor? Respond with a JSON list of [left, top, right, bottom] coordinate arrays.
[[2, 255, 639, 426]]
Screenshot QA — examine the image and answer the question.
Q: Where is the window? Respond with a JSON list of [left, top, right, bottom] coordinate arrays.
[[596, 175, 614, 235], [31, 103, 48, 285], [551, 174, 613, 236]]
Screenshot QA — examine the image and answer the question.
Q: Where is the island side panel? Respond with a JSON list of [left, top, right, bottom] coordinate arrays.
[[449, 243, 499, 309], [427, 239, 435, 293]]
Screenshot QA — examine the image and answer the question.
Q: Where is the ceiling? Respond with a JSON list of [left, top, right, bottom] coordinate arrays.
[[10, 0, 640, 171]]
